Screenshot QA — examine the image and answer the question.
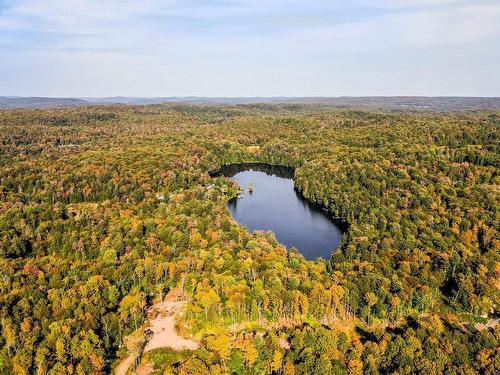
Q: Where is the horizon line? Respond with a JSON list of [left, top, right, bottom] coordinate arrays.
[[2, 95, 500, 99]]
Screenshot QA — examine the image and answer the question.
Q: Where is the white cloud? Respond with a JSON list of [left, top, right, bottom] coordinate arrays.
[[0, 0, 498, 96]]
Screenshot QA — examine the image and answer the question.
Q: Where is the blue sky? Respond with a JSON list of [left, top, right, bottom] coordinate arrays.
[[0, 0, 499, 97]]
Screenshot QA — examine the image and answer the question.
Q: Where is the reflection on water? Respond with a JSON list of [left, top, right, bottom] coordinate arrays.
[[215, 163, 345, 260]]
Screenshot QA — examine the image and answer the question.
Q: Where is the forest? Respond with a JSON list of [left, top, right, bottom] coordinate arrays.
[[0, 104, 498, 374]]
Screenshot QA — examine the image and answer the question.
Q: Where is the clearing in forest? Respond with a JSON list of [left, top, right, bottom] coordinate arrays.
[[114, 287, 199, 375]]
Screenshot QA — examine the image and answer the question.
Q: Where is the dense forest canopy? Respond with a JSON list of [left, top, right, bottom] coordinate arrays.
[[0, 104, 498, 374]]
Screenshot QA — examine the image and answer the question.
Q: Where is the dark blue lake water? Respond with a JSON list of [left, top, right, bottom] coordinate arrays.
[[217, 164, 344, 260]]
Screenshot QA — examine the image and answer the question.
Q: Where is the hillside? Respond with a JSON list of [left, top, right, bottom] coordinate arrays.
[[0, 105, 498, 374], [0, 97, 90, 109], [2, 96, 500, 111]]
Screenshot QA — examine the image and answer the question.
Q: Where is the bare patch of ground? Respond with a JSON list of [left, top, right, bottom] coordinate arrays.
[[114, 353, 135, 375], [475, 319, 499, 332], [114, 287, 199, 375], [135, 363, 154, 375], [143, 299, 199, 352]]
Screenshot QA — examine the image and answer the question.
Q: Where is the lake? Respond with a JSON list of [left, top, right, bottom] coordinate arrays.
[[215, 163, 345, 260]]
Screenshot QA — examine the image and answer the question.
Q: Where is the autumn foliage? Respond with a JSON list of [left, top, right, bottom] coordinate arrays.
[[0, 105, 498, 374]]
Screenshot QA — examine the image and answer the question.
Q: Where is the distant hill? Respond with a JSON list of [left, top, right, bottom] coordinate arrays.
[[280, 96, 500, 111], [0, 96, 90, 109], [85, 96, 500, 110], [2, 96, 500, 110]]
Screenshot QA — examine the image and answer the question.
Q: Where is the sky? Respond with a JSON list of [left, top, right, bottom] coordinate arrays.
[[0, 0, 499, 97]]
